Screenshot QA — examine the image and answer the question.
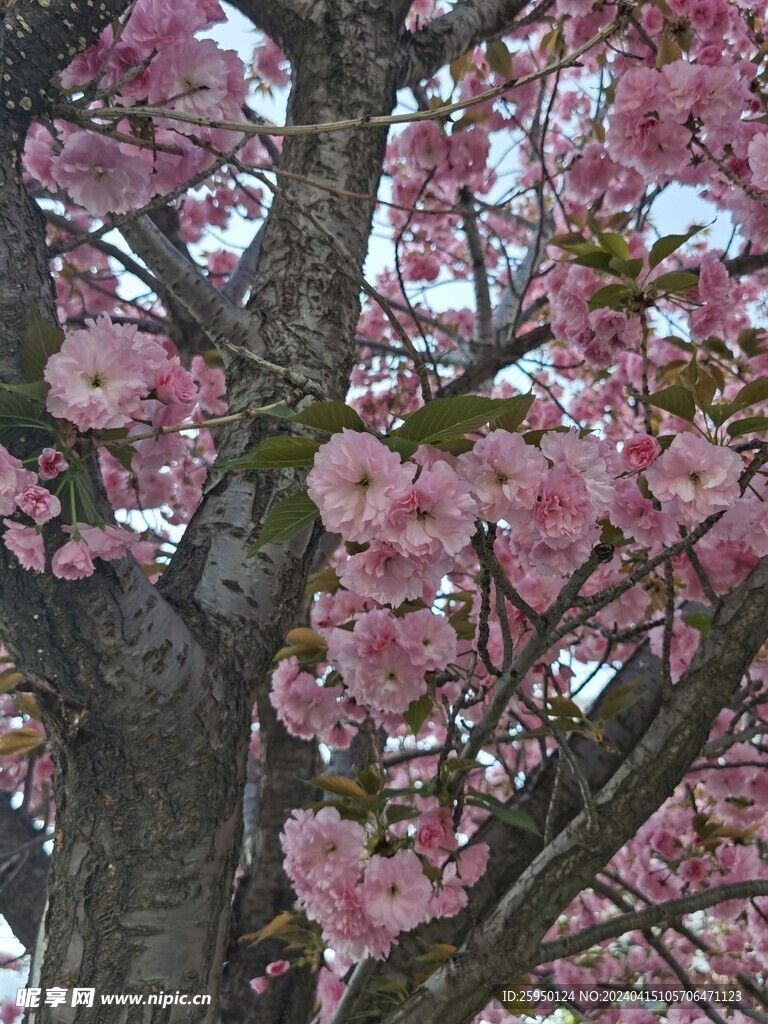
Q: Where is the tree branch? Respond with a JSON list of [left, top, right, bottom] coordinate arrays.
[[0, 794, 49, 950], [536, 881, 768, 964], [396, 0, 537, 88], [120, 216, 257, 358]]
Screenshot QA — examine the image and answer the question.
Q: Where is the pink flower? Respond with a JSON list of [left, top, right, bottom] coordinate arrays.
[[308, 431, 413, 543], [645, 434, 742, 525], [154, 360, 198, 408], [2, 521, 45, 572], [253, 37, 290, 87], [337, 542, 448, 607], [317, 967, 345, 1024], [457, 430, 545, 523], [147, 38, 245, 120], [265, 960, 290, 977], [51, 132, 153, 217], [270, 657, 344, 743], [360, 850, 432, 933], [45, 316, 148, 431], [38, 448, 69, 480], [0, 445, 36, 515], [748, 132, 768, 190], [534, 464, 594, 548], [248, 977, 269, 996], [384, 461, 476, 557], [16, 485, 61, 525], [281, 806, 364, 899], [51, 538, 95, 580], [397, 609, 457, 673], [348, 643, 425, 715], [124, 0, 225, 49], [75, 524, 136, 560], [622, 434, 661, 472], [414, 801, 458, 865]]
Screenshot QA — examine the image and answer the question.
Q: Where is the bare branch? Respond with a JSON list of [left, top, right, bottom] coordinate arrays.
[[120, 216, 256, 358]]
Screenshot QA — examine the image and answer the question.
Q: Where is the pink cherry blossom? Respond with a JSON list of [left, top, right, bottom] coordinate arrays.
[[270, 657, 346, 744], [337, 541, 448, 607], [360, 850, 432, 933], [748, 132, 768, 190], [15, 485, 61, 525], [51, 132, 153, 217], [0, 445, 36, 516], [51, 538, 95, 580], [397, 610, 458, 672], [621, 434, 661, 472], [457, 430, 545, 523], [384, 460, 477, 557], [645, 434, 742, 525], [248, 977, 269, 996], [316, 967, 345, 1024], [265, 960, 290, 977], [2, 521, 45, 573], [281, 806, 364, 899], [533, 464, 594, 548], [308, 431, 414, 543], [37, 448, 69, 480], [154, 360, 198, 408], [45, 316, 148, 431], [413, 799, 458, 864], [146, 38, 245, 121], [123, 0, 225, 49]]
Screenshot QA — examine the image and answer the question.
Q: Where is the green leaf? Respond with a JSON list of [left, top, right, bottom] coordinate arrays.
[[246, 492, 318, 556], [596, 232, 630, 261], [726, 415, 768, 438], [683, 611, 712, 635], [394, 396, 528, 444], [105, 443, 135, 472], [0, 390, 53, 447], [466, 791, 541, 836], [587, 283, 629, 310], [644, 385, 696, 423], [403, 694, 433, 737], [550, 232, 587, 248], [648, 225, 704, 269], [492, 392, 535, 433], [547, 695, 585, 720], [309, 775, 369, 801], [594, 678, 643, 721], [385, 804, 420, 825], [292, 401, 365, 434], [730, 378, 768, 412], [651, 271, 699, 296], [0, 726, 44, 757], [571, 251, 617, 272], [20, 302, 64, 383], [381, 435, 419, 460], [485, 38, 512, 76], [608, 256, 644, 279], [224, 436, 320, 471], [59, 472, 98, 526]]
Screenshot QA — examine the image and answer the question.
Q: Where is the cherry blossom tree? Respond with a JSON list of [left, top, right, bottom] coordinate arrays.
[[1, 1, 768, 1023]]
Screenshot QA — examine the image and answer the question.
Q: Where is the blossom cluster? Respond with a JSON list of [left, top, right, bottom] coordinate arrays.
[[306, 426, 744, 604], [24, 0, 248, 217], [2, 314, 203, 579], [281, 804, 489, 961]]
